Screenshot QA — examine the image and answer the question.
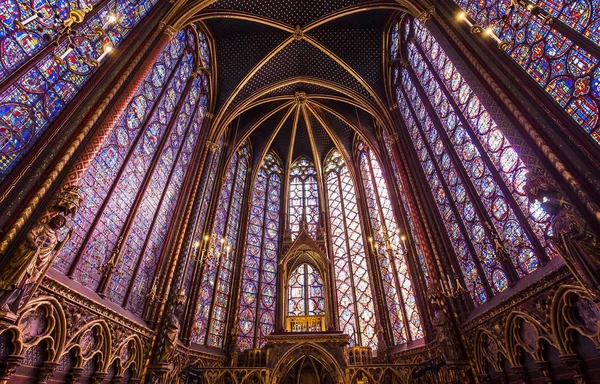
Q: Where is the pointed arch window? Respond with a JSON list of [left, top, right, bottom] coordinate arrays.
[[325, 149, 377, 350], [358, 142, 423, 345], [451, 0, 600, 144], [382, 131, 430, 282], [183, 134, 225, 295], [191, 141, 251, 348], [288, 262, 325, 317], [289, 158, 319, 239], [237, 152, 282, 351], [0, 0, 159, 181], [52, 27, 209, 316], [391, 18, 553, 305]]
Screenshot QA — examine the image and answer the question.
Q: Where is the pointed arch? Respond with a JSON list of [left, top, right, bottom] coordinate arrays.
[[356, 140, 423, 345], [288, 157, 320, 239], [237, 151, 283, 350], [324, 149, 377, 350], [192, 141, 252, 348], [391, 16, 554, 305]]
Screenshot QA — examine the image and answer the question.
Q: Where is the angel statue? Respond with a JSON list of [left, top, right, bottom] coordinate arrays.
[[0, 215, 70, 313]]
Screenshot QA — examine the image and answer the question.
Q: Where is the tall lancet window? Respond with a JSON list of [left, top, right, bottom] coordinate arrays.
[[382, 131, 430, 282], [288, 158, 319, 239], [392, 19, 553, 306], [0, 0, 159, 181], [191, 141, 251, 348], [452, 0, 600, 144], [358, 142, 423, 345], [237, 152, 282, 351], [288, 261, 325, 317], [325, 150, 377, 350], [183, 134, 225, 296], [53, 27, 209, 316]]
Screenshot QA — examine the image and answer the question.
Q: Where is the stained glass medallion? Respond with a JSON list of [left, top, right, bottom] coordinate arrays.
[[237, 152, 282, 351]]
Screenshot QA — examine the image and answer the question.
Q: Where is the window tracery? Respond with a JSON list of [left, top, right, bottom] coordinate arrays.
[[392, 18, 554, 305], [191, 141, 251, 349], [288, 262, 325, 317], [237, 152, 282, 351], [358, 142, 423, 344], [51, 27, 209, 316], [325, 149, 377, 350], [453, 0, 600, 144], [0, 0, 158, 180], [288, 158, 319, 239]]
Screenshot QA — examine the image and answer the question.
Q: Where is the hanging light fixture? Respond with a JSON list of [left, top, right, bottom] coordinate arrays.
[[456, 0, 554, 50], [14, 3, 118, 67]]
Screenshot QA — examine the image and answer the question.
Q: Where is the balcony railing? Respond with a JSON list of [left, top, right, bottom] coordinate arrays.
[[286, 315, 326, 332]]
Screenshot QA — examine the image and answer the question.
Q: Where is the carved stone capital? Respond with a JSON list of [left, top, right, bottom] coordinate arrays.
[[163, 25, 178, 38], [477, 373, 492, 384], [37, 361, 59, 383], [66, 367, 84, 384], [417, 6, 436, 23], [561, 354, 587, 384], [0, 355, 24, 382]]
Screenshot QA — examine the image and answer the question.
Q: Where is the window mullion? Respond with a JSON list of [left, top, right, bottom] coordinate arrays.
[[412, 39, 549, 266], [336, 172, 362, 346], [404, 62, 521, 285], [252, 170, 271, 348], [205, 152, 241, 344], [398, 82, 496, 297], [365, 152, 411, 342]]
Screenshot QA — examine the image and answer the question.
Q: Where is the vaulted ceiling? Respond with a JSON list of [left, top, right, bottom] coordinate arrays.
[[185, 0, 430, 167]]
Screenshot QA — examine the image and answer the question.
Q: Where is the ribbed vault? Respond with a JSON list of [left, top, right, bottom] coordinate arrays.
[[166, 0, 434, 164]]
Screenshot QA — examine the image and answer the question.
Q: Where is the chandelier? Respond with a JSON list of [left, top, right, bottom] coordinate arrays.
[[457, 0, 549, 50], [14, 3, 117, 67]]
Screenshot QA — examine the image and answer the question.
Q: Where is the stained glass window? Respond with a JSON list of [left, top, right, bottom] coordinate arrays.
[[191, 142, 251, 349], [73, 48, 193, 291], [325, 150, 377, 350], [288, 158, 319, 239], [383, 131, 430, 282], [52, 27, 209, 316], [0, 0, 158, 181], [288, 261, 325, 317], [55, 29, 188, 274], [237, 152, 282, 351], [392, 18, 553, 305], [358, 142, 423, 344], [124, 91, 208, 316], [452, 0, 600, 144], [183, 134, 225, 296]]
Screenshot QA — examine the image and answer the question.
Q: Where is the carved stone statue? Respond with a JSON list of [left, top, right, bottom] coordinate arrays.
[[50, 186, 82, 218], [551, 210, 600, 299], [158, 292, 186, 363], [525, 172, 600, 300], [431, 302, 459, 362], [0, 215, 67, 312]]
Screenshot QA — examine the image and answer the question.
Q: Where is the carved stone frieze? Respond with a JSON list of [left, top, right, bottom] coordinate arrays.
[[0, 275, 153, 382]]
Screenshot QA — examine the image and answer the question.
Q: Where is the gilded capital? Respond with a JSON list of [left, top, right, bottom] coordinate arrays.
[[163, 25, 178, 38], [417, 6, 436, 23]]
